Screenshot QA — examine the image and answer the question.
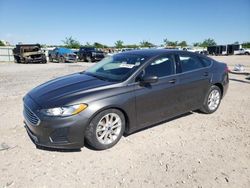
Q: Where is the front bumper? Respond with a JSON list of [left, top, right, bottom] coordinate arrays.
[[22, 57, 46, 63], [65, 56, 77, 62], [23, 96, 88, 149], [92, 56, 104, 61]]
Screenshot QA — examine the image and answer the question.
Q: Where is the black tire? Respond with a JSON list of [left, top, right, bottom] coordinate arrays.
[[85, 109, 125, 150], [41, 59, 47, 64], [245, 52, 250, 55], [200, 85, 221, 114], [59, 56, 65, 63], [14, 56, 20, 63], [86, 56, 92, 63], [49, 55, 53, 62]]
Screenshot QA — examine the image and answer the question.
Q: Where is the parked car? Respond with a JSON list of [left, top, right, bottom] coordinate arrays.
[[23, 49, 229, 150], [48, 47, 77, 63], [13, 44, 47, 64], [78, 47, 105, 62], [234, 48, 250, 55]]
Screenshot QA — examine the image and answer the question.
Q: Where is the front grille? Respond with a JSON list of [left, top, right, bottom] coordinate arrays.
[[50, 128, 69, 143], [96, 53, 104, 57], [23, 104, 40, 126], [69, 54, 76, 58], [30, 54, 42, 58]]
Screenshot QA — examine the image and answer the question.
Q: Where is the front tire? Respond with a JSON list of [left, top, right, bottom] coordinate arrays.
[[86, 56, 92, 63], [59, 56, 65, 63], [200, 85, 221, 114], [85, 109, 125, 150]]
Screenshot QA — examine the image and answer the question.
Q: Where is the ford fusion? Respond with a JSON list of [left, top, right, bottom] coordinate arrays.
[[23, 49, 229, 150]]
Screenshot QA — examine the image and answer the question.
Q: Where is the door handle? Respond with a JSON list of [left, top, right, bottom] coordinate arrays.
[[203, 72, 209, 76], [168, 79, 176, 84]]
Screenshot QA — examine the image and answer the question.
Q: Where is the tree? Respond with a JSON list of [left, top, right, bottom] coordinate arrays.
[[140, 40, 155, 48], [163, 38, 169, 46], [0, 40, 5, 46], [84, 42, 92, 47], [163, 38, 179, 47], [115, 40, 124, 48], [167, 41, 178, 47], [93, 42, 108, 48], [178, 41, 187, 47], [200, 38, 216, 47], [242, 42, 250, 48], [124, 44, 139, 49], [234, 41, 239, 45], [193, 42, 201, 47], [62, 37, 81, 49]]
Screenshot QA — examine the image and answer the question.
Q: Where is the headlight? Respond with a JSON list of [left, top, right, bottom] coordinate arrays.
[[41, 104, 87, 117]]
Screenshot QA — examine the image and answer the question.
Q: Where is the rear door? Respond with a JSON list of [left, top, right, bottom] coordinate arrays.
[[176, 52, 212, 111], [135, 54, 181, 128]]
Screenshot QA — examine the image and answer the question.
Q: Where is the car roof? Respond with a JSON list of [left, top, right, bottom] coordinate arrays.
[[119, 49, 182, 58], [119, 49, 211, 60], [55, 47, 73, 53]]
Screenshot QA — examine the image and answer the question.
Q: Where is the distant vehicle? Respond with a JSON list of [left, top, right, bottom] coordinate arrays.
[[13, 44, 47, 64], [183, 47, 206, 54], [48, 48, 77, 63], [207, 45, 227, 55], [121, 48, 134, 52], [23, 49, 229, 150], [78, 47, 105, 62], [234, 48, 250, 55], [182, 47, 196, 52], [207, 44, 242, 55]]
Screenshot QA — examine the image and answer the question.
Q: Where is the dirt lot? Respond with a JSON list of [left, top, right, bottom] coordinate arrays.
[[0, 56, 250, 188]]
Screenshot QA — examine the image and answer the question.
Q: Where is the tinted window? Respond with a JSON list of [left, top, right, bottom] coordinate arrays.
[[200, 57, 212, 67], [80, 47, 95, 51], [179, 54, 204, 72], [144, 56, 174, 78]]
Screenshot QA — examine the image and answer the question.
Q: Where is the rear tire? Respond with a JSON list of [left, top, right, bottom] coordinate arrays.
[[14, 56, 20, 63], [200, 85, 221, 114], [49, 55, 53, 62], [85, 109, 125, 150]]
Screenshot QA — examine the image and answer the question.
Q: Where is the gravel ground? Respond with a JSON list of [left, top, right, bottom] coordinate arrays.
[[0, 56, 250, 188]]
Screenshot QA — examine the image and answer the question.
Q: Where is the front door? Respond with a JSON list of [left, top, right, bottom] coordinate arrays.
[[135, 55, 181, 128]]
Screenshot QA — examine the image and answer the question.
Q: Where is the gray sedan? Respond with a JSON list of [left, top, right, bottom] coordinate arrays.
[[23, 49, 229, 150]]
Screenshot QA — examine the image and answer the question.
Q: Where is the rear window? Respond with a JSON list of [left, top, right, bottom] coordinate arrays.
[[199, 57, 212, 67], [179, 54, 204, 72], [81, 47, 95, 51]]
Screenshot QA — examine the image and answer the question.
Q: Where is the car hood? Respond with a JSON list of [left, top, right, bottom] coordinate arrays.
[[28, 73, 113, 108]]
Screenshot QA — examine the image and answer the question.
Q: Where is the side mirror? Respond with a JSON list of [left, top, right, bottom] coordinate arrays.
[[140, 75, 158, 84]]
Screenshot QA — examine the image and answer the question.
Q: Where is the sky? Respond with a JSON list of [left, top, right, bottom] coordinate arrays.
[[0, 0, 250, 46]]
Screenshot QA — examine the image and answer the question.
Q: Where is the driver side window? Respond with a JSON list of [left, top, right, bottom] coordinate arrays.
[[143, 56, 174, 78]]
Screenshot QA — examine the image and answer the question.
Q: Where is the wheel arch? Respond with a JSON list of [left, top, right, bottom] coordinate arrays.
[[214, 83, 224, 97], [85, 105, 131, 135]]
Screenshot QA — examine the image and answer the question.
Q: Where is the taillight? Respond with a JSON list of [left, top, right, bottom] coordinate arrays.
[[225, 66, 230, 73]]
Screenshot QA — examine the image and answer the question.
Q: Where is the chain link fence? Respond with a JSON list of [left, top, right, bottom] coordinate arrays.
[[0, 46, 14, 62]]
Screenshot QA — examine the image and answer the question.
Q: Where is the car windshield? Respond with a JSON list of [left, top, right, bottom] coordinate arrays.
[[82, 47, 95, 51], [85, 54, 149, 82], [23, 47, 40, 53]]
